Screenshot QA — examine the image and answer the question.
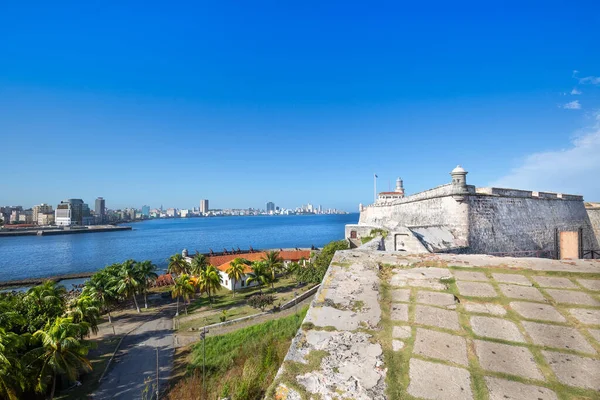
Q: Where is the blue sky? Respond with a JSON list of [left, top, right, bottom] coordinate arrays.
[[1, 1, 599, 211]]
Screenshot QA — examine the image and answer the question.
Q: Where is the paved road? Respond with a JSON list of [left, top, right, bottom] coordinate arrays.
[[93, 304, 176, 400]]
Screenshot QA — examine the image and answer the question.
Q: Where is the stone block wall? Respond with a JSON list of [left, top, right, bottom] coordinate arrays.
[[467, 195, 598, 254], [359, 185, 470, 245], [586, 207, 600, 249]]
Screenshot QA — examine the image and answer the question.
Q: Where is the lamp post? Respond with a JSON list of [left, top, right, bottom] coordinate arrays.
[[294, 291, 299, 317], [200, 327, 209, 399]]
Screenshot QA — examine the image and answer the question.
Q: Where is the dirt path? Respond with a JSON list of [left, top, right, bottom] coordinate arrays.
[[174, 294, 314, 346]]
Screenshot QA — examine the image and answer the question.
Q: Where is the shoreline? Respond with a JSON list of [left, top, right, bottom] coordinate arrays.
[[0, 225, 132, 237], [0, 272, 97, 289]]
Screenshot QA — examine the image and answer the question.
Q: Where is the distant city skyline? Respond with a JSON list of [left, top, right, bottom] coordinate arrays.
[[1, 3, 599, 209]]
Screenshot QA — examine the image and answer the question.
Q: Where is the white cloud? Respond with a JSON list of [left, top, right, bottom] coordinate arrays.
[[580, 76, 600, 85], [572, 70, 579, 77], [562, 100, 581, 109], [491, 112, 600, 200], [571, 88, 582, 95]]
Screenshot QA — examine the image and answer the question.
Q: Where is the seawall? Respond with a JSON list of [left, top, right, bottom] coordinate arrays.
[[0, 225, 132, 237]]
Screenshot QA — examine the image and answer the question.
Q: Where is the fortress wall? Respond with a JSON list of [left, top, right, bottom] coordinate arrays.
[[468, 195, 598, 254], [587, 208, 600, 248], [359, 194, 469, 245]]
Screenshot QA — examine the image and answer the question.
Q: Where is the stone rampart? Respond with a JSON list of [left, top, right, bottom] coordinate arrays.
[[586, 207, 600, 249], [355, 180, 597, 255], [467, 194, 598, 253]]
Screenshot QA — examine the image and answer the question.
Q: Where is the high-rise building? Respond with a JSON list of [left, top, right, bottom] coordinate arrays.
[[200, 199, 209, 214], [55, 203, 72, 226], [266, 202, 275, 213], [95, 197, 106, 222], [141, 205, 150, 217], [56, 199, 87, 225], [32, 203, 53, 224]]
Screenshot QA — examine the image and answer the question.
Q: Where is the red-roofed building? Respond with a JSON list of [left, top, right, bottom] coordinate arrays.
[[202, 250, 312, 290]]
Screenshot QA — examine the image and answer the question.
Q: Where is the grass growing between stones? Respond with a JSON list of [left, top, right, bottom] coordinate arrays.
[[378, 267, 424, 399], [167, 306, 308, 400]]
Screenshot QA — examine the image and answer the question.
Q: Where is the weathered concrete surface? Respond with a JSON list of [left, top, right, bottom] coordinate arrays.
[[510, 301, 566, 322], [470, 316, 525, 342], [463, 302, 506, 316], [456, 281, 497, 297], [413, 328, 468, 366], [270, 250, 600, 400], [542, 351, 600, 390], [474, 340, 544, 380], [407, 358, 473, 400], [484, 377, 558, 400]]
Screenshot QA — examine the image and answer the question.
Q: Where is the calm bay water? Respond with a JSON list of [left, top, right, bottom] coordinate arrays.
[[0, 214, 358, 282]]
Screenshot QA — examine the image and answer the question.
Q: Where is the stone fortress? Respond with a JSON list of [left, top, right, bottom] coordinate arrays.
[[346, 166, 600, 258], [270, 167, 600, 400]]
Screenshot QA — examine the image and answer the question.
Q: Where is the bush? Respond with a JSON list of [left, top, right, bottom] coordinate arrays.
[[247, 294, 275, 311], [294, 240, 349, 284]]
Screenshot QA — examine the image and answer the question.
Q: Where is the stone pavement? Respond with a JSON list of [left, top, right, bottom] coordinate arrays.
[[269, 250, 600, 399]]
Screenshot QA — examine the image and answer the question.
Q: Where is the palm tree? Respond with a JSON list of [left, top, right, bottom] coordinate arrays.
[[67, 295, 100, 337], [190, 253, 209, 276], [246, 261, 270, 293], [27, 317, 91, 399], [24, 281, 67, 332], [197, 265, 223, 304], [0, 328, 25, 400], [82, 274, 117, 324], [115, 260, 142, 313], [168, 253, 189, 275], [172, 274, 195, 316], [226, 258, 249, 297], [262, 251, 283, 290], [136, 261, 158, 308]]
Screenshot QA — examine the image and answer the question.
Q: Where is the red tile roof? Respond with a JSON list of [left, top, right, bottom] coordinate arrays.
[[214, 250, 312, 274]]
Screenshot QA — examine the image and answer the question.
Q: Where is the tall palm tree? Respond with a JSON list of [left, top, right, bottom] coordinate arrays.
[[190, 253, 209, 276], [82, 274, 117, 324], [24, 281, 67, 332], [168, 253, 189, 275], [262, 251, 283, 290], [246, 261, 270, 293], [226, 258, 249, 297], [115, 260, 142, 313], [197, 265, 223, 304], [136, 261, 158, 308], [0, 328, 25, 400], [172, 274, 195, 316], [27, 317, 91, 399], [67, 295, 100, 337]]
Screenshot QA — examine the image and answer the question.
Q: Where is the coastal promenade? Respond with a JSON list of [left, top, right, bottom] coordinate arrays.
[[0, 224, 132, 237]]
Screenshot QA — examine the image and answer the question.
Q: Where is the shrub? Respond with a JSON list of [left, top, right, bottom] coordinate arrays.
[[247, 294, 275, 311]]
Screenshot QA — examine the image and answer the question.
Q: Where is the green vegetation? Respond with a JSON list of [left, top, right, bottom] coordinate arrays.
[[248, 294, 276, 311], [294, 240, 349, 284], [0, 258, 159, 399], [167, 307, 308, 400]]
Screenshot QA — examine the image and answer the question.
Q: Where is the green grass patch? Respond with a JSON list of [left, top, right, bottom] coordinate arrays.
[[168, 306, 308, 400]]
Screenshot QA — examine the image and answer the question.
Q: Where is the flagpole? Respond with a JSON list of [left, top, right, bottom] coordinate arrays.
[[374, 174, 377, 203]]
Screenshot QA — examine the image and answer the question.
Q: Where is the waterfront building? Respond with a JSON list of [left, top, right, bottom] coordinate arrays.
[[38, 212, 55, 226], [55, 203, 72, 226], [266, 202, 275, 213], [18, 210, 33, 224], [141, 205, 150, 217], [95, 197, 106, 222], [32, 204, 53, 224], [200, 199, 209, 214], [180, 209, 190, 218], [10, 210, 20, 223], [166, 208, 177, 217]]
